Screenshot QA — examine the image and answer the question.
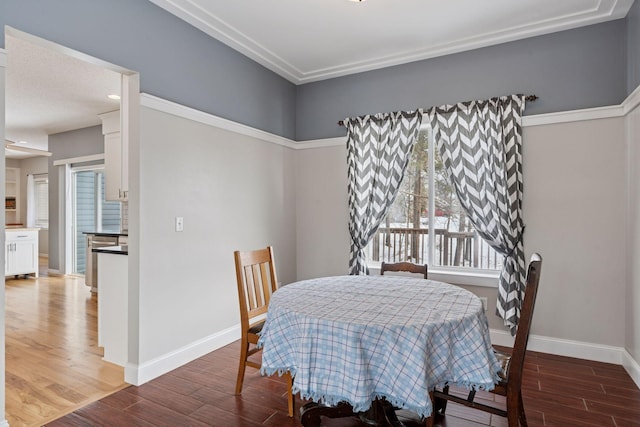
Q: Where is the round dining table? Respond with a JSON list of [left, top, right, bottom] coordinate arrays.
[[258, 274, 501, 425]]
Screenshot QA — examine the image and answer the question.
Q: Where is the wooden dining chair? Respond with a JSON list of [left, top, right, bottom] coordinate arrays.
[[234, 246, 294, 417], [433, 253, 542, 427], [380, 261, 428, 279]]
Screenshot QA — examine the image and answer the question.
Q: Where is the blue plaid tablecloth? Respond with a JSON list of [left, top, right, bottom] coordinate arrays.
[[258, 275, 501, 418]]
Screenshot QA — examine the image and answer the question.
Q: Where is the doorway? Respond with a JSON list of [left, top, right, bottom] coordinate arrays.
[[3, 27, 139, 425]]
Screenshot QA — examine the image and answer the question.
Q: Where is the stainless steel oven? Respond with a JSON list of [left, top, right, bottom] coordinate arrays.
[[85, 234, 120, 292]]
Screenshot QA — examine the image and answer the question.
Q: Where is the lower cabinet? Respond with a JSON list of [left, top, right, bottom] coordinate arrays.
[[5, 229, 39, 278], [97, 251, 128, 367]]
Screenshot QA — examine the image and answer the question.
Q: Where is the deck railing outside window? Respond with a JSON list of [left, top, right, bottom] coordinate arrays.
[[368, 226, 502, 270]]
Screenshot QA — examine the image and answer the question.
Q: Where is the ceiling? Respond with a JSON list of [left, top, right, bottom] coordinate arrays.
[[4, 35, 121, 158], [3, 0, 634, 158], [149, 0, 634, 83]]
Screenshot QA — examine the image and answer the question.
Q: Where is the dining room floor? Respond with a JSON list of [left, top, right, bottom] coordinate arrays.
[[45, 341, 640, 426]]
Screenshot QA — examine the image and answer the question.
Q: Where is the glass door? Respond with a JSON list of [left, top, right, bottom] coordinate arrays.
[[71, 166, 121, 275]]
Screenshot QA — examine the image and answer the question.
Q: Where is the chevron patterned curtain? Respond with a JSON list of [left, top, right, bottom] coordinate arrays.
[[427, 95, 526, 334], [344, 110, 423, 275]]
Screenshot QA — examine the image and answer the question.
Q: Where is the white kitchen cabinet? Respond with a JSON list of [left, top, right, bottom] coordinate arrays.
[[5, 229, 39, 278], [99, 110, 128, 202], [97, 250, 128, 366], [5, 167, 20, 225]]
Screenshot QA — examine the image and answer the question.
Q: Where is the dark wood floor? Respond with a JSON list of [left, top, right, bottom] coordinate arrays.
[[46, 341, 640, 427]]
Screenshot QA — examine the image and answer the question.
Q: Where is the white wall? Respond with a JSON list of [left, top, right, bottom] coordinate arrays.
[[295, 115, 628, 348], [627, 103, 640, 364], [295, 145, 349, 280], [523, 118, 626, 345], [133, 105, 296, 374]]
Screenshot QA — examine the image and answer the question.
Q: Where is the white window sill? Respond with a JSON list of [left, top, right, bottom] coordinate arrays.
[[368, 265, 500, 288]]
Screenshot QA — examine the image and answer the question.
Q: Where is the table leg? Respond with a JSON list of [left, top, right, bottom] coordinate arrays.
[[300, 401, 359, 427], [380, 400, 407, 427], [300, 399, 408, 427]]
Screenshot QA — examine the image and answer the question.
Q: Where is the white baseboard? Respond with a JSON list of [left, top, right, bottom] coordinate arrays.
[[490, 328, 625, 365], [622, 350, 640, 389], [491, 329, 640, 389], [121, 324, 640, 389], [124, 323, 240, 386]]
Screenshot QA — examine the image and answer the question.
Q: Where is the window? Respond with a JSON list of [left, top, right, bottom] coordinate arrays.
[[29, 173, 49, 229], [366, 127, 503, 274]]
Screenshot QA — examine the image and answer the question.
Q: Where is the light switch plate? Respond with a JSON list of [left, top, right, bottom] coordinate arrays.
[[175, 216, 184, 232]]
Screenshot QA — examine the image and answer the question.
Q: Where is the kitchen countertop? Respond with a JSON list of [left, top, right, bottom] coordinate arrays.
[[83, 231, 128, 237], [6, 227, 40, 232], [92, 245, 128, 255]]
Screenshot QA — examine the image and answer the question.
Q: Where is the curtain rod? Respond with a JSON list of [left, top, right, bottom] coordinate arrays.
[[337, 94, 538, 127]]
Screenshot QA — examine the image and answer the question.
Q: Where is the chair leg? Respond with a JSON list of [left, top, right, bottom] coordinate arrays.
[[235, 340, 249, 395], [518, 392, 528, 427], [287, 372, 294, 417], [425, 391, 434, 427], [434, 385, 449, 415], [506, 390, 520, 427]]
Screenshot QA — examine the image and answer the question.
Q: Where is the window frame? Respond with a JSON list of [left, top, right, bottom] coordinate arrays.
[[367, 125, 500, 288], [30, 173, 49, 230]]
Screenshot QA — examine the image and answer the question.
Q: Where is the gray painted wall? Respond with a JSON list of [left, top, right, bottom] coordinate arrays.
[[628, 0, 640, 93], [1, 0, 297, 140], [295, 20, 628, 141], [48, 125, 104, 270]]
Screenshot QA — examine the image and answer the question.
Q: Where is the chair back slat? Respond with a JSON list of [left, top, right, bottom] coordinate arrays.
[[507, 253, 542, 385], [380, 261, 428, 279], [235, 247, 279, 325]]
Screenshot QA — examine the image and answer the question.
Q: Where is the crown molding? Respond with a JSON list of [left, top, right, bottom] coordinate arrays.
[[149, 0, 634, 84], [148, 0, 302, 83], [302, 0, 634, 84]]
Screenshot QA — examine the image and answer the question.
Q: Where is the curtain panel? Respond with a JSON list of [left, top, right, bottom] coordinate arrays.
[[344, 110, 423, 275], [426, 95, 526, 333]]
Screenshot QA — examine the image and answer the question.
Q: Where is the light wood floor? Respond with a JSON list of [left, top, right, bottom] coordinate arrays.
[[5, 260, 127, 427]]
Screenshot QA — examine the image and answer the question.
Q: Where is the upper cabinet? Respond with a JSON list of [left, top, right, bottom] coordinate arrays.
[[99, 110, 128, 202], [98, 73, 138, 203], [5, 167, 20, 225]]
